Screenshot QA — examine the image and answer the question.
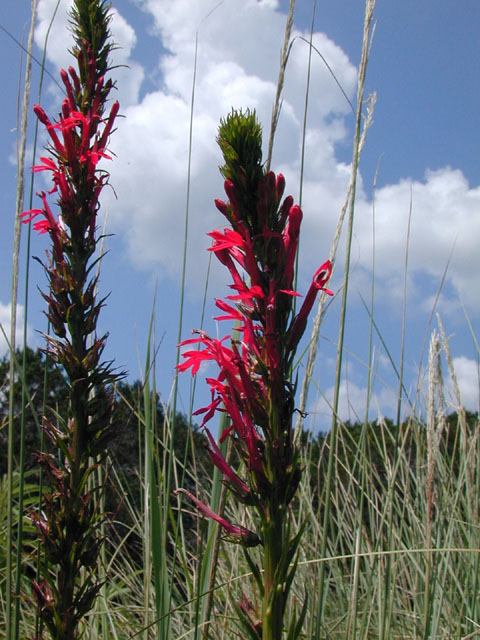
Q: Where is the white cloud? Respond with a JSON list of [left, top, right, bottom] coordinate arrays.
[[447, 356, 479, 413], [34, 0, 480, 320], [352, 168, 480, 315]]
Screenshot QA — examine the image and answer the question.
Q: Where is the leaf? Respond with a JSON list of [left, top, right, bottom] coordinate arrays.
[[243, 547, 264, 597], [286, 592, 309, 640]]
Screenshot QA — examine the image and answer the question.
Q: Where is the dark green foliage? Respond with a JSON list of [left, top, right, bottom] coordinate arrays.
[[0, 347, 211, 477], [4, 348, 474, 539], [0, 347, 68, 477], [107, 379, 212, 527]]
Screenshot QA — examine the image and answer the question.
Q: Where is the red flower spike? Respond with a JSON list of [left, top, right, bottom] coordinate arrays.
[[33, 105, 65, 155], [178, 332, 247, 383], [208, 228, 245, 252], [25, 7, 122, 635], [214, 298, 244, 323], [21, 192, 65, 258], [91, 76, 104, 116], [192, 391, 223, 428], [266, 170, 276, 204], [177, 347, 217, 376], [278, 193, 294, 229], [97, 100, 120, 149], [312, 261, 334, 293], [227, 284, 264, 304], [32, 104, 51, 127], [20, 209, 43, 224], [278, 288, 301, 297], [33, 156, 59, 175], [178, 112, 335, 638], [231, 343, 265, 421], [68, 65, 81, 96], [59, 113, 78, 172], [216, 249, 252, 298], [264, 283, 282, 375]]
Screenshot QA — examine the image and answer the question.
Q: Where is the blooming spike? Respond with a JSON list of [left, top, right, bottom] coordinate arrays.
[[21, 2, 123, 637], [177, 109, 333, 639]]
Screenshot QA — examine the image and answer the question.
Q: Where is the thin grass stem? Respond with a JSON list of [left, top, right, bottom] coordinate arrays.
[[7, 6, 38, 637], [265, 0, 295, 172], [315, 3, 376, 634]]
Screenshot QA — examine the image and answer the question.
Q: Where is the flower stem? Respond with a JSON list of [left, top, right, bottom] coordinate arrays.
[[262, 508, 285, 639]]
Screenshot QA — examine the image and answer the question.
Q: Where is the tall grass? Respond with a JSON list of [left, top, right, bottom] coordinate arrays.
[[6, 3, 38, 636], [1, 0, 479, 639]]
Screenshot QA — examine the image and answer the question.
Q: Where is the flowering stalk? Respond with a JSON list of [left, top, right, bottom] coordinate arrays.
[[21, 2, 122, 638], [177, 109, 332, 639]]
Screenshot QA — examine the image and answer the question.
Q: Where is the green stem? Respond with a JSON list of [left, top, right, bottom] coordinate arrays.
[[262, 507, 285, 640]]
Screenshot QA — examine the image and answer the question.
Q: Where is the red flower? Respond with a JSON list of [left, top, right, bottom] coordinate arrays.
[[204, 428, 251, 499], [282, 204, 303, 289], [21, 192, 65, 259], [174, 489, 260, 546], [287, 260, 333, 350], [177, 333, 230, 376]]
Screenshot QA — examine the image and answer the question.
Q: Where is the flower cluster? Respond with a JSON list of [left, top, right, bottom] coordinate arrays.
[[21, 91, 118, 243], [21, 3, 120, 447], [177, 109, 332, 639], [178, 115, 332, 539], [21, 2, 122, 637]]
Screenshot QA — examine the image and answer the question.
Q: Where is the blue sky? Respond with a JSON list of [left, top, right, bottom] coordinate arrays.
[[0, 0, 479, 429]]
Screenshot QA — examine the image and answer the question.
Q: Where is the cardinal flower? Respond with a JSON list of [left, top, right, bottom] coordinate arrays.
[[176, 108, 333, 640]]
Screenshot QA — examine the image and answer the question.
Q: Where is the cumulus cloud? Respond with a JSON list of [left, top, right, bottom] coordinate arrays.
[[353, 168, 480, 315]]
